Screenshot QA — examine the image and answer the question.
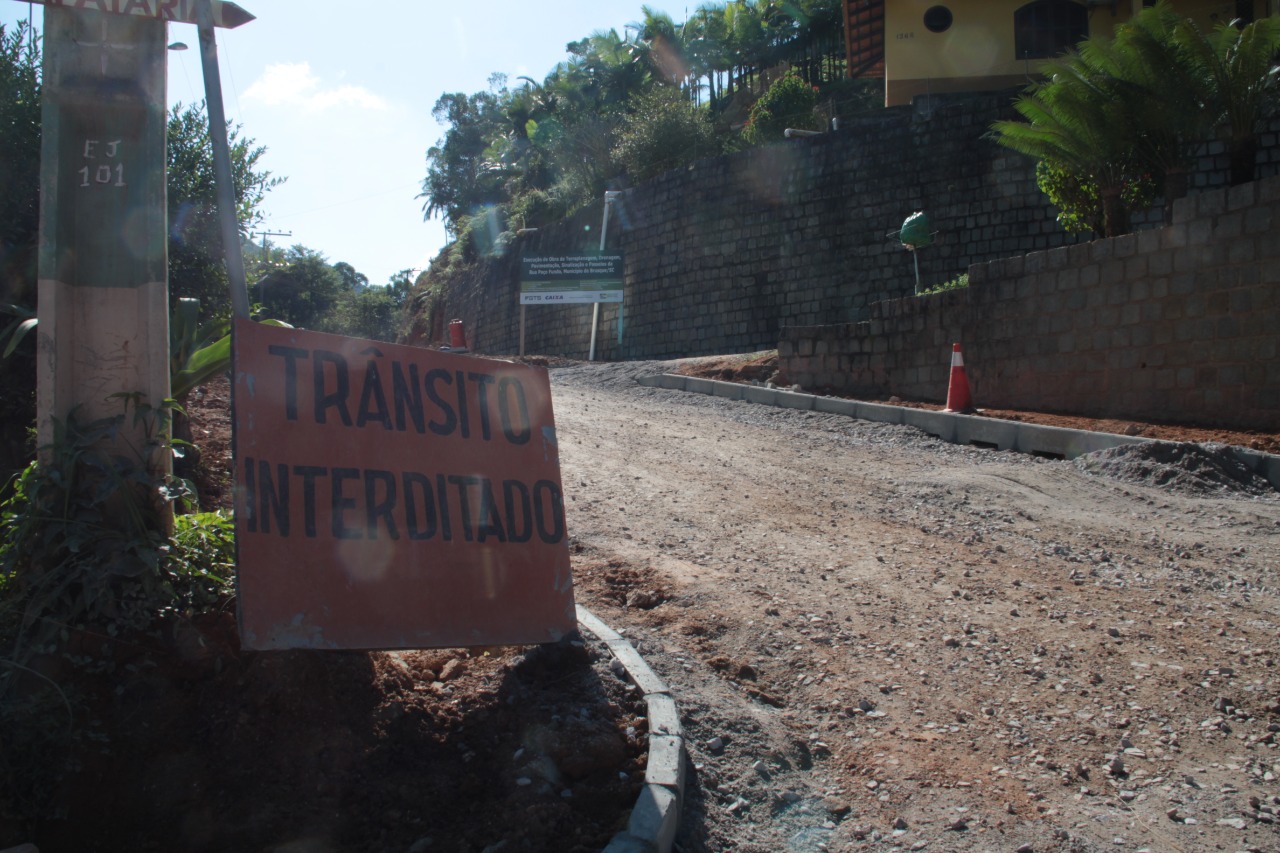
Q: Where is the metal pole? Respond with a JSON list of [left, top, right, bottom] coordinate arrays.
[[196, 0, 249, 319], [519, 304, 526, 357], [588, 192, 618, 362]]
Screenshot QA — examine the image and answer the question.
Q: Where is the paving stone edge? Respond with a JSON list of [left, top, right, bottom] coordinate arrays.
[[576, 604, 684, 853], [636, 374, 1280, 490]]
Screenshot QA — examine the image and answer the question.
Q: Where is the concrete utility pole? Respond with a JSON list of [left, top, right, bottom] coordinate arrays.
[[29, 0, 256, 486], [252, 229, 292, 264], [35, 6, 170, 473]]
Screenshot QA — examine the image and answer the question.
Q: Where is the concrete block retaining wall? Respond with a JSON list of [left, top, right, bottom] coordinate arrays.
[[779, 176, 1280, 432], [430, 92, 1280, 367]]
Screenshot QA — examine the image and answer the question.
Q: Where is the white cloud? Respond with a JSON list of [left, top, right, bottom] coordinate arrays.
[[243, 62, 389, 112]]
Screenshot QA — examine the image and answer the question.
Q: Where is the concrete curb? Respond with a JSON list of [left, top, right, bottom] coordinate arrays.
[[636, 374, 1280, 490], [576, 605, 684, 853]]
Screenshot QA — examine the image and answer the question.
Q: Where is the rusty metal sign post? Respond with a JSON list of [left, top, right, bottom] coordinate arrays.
[[231, 320, 577, 650]]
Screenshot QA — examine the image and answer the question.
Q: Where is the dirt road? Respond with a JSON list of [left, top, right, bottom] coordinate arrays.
[[551, 360, 1280, 853]]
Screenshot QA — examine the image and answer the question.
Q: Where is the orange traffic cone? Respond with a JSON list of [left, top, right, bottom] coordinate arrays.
[[944, 343, 974, 413], [447, 319, 469, 351]]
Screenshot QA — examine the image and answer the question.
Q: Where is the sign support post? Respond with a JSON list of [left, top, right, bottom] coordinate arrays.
[[196, 0, 249, 318], [588, 191, 620, 362]]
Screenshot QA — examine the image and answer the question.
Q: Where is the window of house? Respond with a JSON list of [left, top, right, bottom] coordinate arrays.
[[1014, 0, 1089, 60]]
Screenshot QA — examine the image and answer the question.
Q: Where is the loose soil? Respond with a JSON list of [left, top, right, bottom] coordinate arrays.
[[4, 355, 1279, 853]]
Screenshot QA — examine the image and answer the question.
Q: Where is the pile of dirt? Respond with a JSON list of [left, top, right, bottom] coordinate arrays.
[[1, 614, 647, 853], [1074, 441, 1277, 497]]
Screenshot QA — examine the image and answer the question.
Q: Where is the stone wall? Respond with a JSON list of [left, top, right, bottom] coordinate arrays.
[[435, 91, 1079, 359], [780, 176, 1280, 432], [431, 91, 1280, 374]]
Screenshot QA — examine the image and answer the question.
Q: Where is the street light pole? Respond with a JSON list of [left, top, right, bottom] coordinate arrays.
[[196, 0, 249, 318]]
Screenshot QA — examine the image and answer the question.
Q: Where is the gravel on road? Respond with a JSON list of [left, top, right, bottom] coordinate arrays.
[[552, 359, 1280, 853]]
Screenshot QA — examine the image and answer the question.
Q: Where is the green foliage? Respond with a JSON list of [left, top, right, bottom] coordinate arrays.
[[0, 403, 194, 663], [743, 69, 820, 144], [418, 2, 852, 255], [1170, 13, 1280, 185], [167, 102, 284, 321], [315, 286, 404, 343], [1, 301, 36, 359], [169, 297, 290, 402], [167, 510, 236, 609], [1036, 160, 1156, 235], [252, 246, 346, 329], [917, 273, 969, 297], [991, 51, 1145, 238], [0, 22, 42, 480], [170, 298, 231, 402], [0, 21, 40, 310], [420, 87, 511, 235], [613, 87, 718, 181], [992, 2, 1280, 235], [246, 248, 403, 341], [0, 416, 234, 820]]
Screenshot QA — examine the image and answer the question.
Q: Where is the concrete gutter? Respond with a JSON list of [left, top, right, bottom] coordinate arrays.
[[637, 374, 1280, 491], [577, 605, 684, 853]]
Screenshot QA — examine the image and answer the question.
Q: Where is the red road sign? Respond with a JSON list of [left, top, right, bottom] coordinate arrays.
[[231, 320, 577, 651], [20, 0, 255, 29]]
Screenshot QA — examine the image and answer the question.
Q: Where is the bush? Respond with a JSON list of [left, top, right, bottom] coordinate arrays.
[[613, 88, 717, 182], [743, 70, 820, 145], [1035, 160, 1156, 236], [918, 272, 969, 297]]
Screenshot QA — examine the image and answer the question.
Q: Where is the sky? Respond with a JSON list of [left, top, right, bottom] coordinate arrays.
[[2, 0, 674, 286]]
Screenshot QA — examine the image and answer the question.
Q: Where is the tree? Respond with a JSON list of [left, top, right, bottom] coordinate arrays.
[[1080, 3, 1209, 221], [419, 85, 510, 234], [317, 287, 402, 343], [992, 2, 1280, 236], [992, 54, 1148, 238], [0, 21, 41, 488], [0, 21, 40, 312], [743, 69, 819, 144], [251, 246, 345, 329], [167, 102, 283, 320], [333, 261, 369, 292], [613, 87, 716, 181], [416, 2, 855, 259], [1172, 13, 1280, 186], [634, 6, 687, 87]]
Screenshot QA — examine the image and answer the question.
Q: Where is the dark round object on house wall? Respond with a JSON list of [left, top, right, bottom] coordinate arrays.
[[924, 6, 953, 33]]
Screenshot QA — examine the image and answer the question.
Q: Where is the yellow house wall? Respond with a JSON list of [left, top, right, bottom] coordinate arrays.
[[884, 1, 1277, 106]]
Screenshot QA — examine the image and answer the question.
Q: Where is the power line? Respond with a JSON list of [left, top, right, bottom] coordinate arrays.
[[251, 229, 292, 263]]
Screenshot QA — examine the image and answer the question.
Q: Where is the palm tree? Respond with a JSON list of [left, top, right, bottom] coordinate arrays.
[[1080, 2, 1211, 222], [992, 2, 1280, 234], [1173, 14, 1280, 186], [724, 0, 769, 94], [992, 51, 1146, 237], [634, 6, 688, 88], [692, 3, 734, 106]]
